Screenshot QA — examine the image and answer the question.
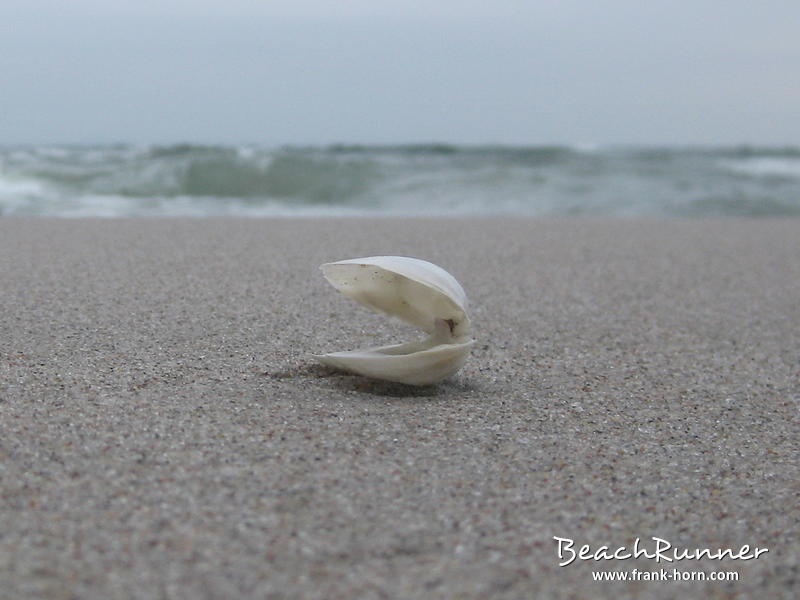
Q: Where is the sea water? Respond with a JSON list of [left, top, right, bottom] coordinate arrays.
[[1, 144, 799, 217]]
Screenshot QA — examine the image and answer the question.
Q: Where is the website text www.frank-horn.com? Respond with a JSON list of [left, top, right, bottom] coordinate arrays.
[[591, 568, 739, 582]]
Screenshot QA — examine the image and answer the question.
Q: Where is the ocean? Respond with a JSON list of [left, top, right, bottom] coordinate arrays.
[[1, 144, 799, 217]]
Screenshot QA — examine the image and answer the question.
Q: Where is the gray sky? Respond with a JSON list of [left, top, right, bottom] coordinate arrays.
[[1, 0, 799, 146]]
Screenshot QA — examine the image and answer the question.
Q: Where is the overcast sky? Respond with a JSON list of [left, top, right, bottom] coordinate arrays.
[[1, 0, 799, 146]]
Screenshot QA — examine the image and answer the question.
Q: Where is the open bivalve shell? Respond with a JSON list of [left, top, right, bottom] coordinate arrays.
[[314, 256, 474, 385]]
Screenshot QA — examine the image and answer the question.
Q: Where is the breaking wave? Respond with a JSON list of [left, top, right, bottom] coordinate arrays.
[[1, 144, 799, 217]]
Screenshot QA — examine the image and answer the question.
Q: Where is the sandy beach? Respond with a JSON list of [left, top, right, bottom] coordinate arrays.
[[1, 217, 798, 599]]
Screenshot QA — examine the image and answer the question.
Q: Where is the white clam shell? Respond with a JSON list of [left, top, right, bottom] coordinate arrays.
[[314, 256, 474, 385]]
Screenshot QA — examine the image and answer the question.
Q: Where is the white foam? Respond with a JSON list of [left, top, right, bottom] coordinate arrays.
[[721, 157, 800, 178], [0, 173, 45, 196]]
